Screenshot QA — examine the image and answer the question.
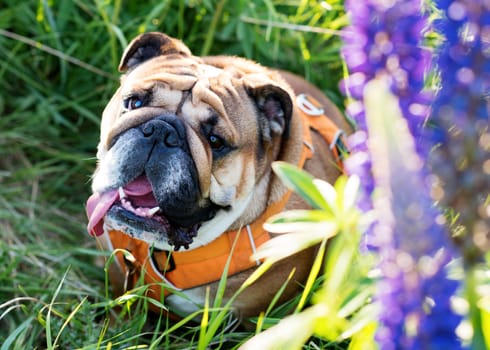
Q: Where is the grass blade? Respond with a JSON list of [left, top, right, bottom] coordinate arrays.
[[295, 237, 328, 313], [1, 317, 35, 350], [45, 267, 71, 350], [53, 296, 87, 348]]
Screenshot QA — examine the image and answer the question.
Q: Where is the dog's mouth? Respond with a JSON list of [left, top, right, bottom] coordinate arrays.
[[86, 176, 201, 250]]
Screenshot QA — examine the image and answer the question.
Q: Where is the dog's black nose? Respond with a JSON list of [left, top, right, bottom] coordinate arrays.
[[141, 116, 184, 148]]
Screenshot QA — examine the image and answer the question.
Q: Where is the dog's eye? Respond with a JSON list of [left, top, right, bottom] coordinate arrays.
[[208, 134, 225, 151], [123, 96, 145, 110]]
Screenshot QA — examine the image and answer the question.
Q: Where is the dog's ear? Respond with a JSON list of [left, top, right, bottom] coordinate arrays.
[[246, 79, 293, 138], [119, 32, 192, 72]]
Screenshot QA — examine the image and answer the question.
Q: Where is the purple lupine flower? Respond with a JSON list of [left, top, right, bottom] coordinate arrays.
[[341, 0, 464, 348], [364, 79, 463, 350], [428, 0, 490, 261], [342, 0, 431, 142], [341, 0, 433, 249]]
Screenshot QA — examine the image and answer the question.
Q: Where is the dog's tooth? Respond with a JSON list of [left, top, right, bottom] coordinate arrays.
[[148, 207, 160, 217], [118, 187, 127, 199]]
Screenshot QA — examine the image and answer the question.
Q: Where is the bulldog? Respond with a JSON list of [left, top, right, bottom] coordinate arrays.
[[86, 32, 350, 322]]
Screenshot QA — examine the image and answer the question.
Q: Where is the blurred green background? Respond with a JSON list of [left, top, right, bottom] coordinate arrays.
[[0, 0, 346, 347]]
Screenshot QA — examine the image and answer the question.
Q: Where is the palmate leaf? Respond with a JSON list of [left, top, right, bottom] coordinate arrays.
[[242, 161, 370, 347]]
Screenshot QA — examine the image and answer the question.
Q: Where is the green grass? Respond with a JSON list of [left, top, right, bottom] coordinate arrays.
[[0, 0, 348, 348]]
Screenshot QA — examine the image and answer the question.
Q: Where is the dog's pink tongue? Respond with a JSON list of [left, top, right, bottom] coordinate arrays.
[[86, 190, 118, 236], [86, 176, 153, 236]]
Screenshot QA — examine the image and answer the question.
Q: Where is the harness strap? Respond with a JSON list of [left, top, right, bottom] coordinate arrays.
[[297, 93, 348, 169], [106, 93, 347, 310]]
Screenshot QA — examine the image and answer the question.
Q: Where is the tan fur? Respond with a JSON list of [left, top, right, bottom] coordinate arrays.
[[92, 32, 351, 324]]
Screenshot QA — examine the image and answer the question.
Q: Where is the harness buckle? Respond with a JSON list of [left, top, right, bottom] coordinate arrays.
[[297, 93, 324, 116]]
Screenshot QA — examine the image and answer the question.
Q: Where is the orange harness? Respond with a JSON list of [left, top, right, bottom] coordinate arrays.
[[105, 94, 347, 307]]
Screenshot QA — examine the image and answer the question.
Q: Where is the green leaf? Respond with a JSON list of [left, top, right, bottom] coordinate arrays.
[[346, 320, 378, 350], [272, 161, 330, 211], [312, 178, 337, 214], [198, 288, 210, 350], [264, 210, 336, 235], [295, 238, 328, 313], [342, 175, 361, 213], [480, 296, 490, 350], [253, 224, 337, 262], [266, 209, 331, 224], [239, 305, 323, 350], [242, 260, 275, 288]]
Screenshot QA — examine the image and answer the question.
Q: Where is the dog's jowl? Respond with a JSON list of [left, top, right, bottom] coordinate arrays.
[[86, 32, 350, 322]]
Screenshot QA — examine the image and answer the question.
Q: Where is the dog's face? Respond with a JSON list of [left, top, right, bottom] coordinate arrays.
[[87, 32, 295, 250]]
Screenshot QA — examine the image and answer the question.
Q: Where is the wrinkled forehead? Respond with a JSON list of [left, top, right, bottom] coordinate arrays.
[[121, 56, 224, 95], [120, 55, 249, 118]]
